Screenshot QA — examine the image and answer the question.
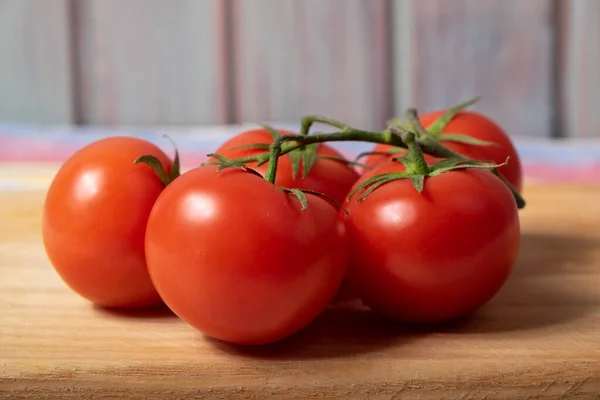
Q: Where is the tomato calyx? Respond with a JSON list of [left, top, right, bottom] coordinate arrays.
[[348, 127, 510, 203], [204, 153, 263, 178], [387, 96, 497, 148], [204, 146, 349, 214], [134, 135, 181, 187], [357, 97, 496, 163], [201, 100, 526, 209], [280, 187, 348, 214]]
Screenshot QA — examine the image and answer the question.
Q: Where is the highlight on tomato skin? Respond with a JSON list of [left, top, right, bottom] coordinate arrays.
[[213, 128, 360, 204], [341, 162, 521, 324], [144, 164, 350, 345], [42, 136, 172, 309]]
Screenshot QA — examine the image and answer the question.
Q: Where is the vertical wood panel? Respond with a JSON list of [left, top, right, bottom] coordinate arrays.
[[561, 0, 600, 138], [78, 0, 230, 126], [232, 0, 391, 131], [0, 0, 73, 124], [393, 0, 555, 138]]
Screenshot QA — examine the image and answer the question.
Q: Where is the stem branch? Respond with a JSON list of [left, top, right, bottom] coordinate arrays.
[[265, 139, 283, 184], [300, 115, 382, 137], [206, 115, 526, 208]]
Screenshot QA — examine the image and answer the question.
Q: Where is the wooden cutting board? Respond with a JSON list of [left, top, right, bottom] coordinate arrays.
[[2, 183, 600, 399]]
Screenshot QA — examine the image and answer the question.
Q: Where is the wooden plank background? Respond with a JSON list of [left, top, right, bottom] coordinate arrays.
[[560, 0, 600, 138], [231, 0, 391, 130], [0, 0, 598, 138], [0, 0, 74, 125], [76, 0, 230, 126], [394, 0, 555, 138]]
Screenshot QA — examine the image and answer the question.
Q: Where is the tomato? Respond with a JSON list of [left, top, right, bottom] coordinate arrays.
[[342, 162, 520, 323], [145, 165, 349, 345], [365, 110, 523, 193], [213, 128, 359, 203], [42, 136, 171, 308]]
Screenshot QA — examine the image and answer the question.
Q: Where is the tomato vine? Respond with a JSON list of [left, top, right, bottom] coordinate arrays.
[[203, 107, 526, 209], [133, 98, 526, 209]]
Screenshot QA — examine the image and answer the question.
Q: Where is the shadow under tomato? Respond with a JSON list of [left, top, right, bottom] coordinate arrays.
[[205, 302, 409, 360], [400, 231, 600, 335], [92, 303, 176, 319], [197, 231, 600, 356]]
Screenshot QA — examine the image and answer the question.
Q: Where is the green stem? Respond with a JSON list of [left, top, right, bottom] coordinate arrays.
[[265, 139, 283, 184], [404, 109, 470, 160], [257, 130, 399, 168], [206, 119, 525, 208], [426, 96, 480, 136], [243, 125, 471, 171], [396, 129, 429, 175], [300, 115, 381, 136], [405, 108, 434, 139]]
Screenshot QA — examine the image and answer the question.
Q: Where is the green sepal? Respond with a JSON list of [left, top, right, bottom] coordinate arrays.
[[288, 188, 308, 210], [424, 155, 526, 208], [301, 143, 319, 179], [438, 133, 498, 147], [205, 152, 263, 178], [426, 96, 480, 136], [347, 172, 410, 202], [303, 189, 349, 215], [492, 168, 526, 209], [281, 187, 348, 214], [428, 157, 507, 177], [135, 134, 181, 187], [207, 153, 230, 164], [410, 175, 425, 193], [227, 143, 271, 150], [425, 157, 465, 173], [405, 108, 434, 139], [134, 155, 171, 187], [162, 134, 181, 182], [258, 123, 282, 140], [289, 147, 302, 179]]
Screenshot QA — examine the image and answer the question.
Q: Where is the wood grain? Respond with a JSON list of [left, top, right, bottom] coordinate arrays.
[[231, 0, 391, 131], [393, 0, 555, 138], [0, 0, 73, 124], [560, 0, 600, 138], [2, 183, 600, 398], [76, 0, 230, 126]]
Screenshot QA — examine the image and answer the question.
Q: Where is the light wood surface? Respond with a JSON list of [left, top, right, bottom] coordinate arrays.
[[2, 183, 600, 399]]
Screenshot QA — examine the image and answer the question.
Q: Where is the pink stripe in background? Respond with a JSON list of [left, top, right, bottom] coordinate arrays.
[[1, 125, 600, 187]]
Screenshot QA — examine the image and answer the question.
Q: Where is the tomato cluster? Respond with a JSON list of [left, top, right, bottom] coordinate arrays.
[[42, 103, 524, 345]]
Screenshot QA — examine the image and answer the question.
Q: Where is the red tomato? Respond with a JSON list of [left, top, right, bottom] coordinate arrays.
[[42, 136, 172, 308], [343, 162, 520, 323], [213, 128, 359, 203], [145, 165, 349, 345], [332, 154, 441, 305], [365, 111, 523, 193]]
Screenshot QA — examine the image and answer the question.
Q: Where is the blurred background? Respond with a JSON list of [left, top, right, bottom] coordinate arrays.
[[1, 0, 592, 136], [0, 0, 599, 181]]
